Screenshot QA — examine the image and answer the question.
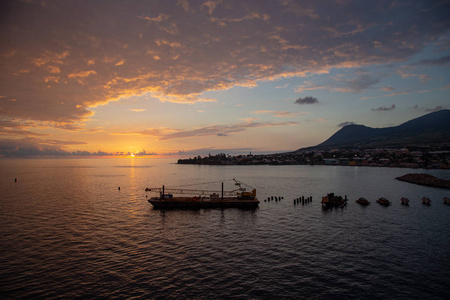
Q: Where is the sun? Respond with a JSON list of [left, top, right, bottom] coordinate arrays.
[[130, 153, 135, 158]]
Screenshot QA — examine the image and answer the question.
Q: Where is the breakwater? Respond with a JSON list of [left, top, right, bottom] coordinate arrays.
[[396, 173, 450, 189]]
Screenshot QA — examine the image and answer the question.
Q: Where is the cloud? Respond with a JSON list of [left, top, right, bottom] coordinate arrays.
[[340, 74, 380, 93], [360, 91, 410, 100], [0, 137, 87, 157], [129, 108, 147, 112], [380, 86, 395, 92], [1, 0, 449, 127], [67, 70, 97, 79], [371, 104, 396, 111], [296, 72, 382, 94], [413, 105, 444, 112], [397, 66, 430, 82], [200, 0, 223, 14], [113, 120, 298, 140], [0, 128, 48, 137], [159, 120, 298, 140], [251, 110, 301, 117], [417, 55, 450, 66], [337, 121, 357, 127], [294, 96, 319, 105], [111, 128, 179, 137]]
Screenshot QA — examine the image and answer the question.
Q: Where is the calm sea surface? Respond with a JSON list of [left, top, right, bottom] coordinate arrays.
[[1, 158, 449, 299]]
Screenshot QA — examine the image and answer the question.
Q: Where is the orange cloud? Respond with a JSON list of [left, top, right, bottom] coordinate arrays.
[[0, 1, 447, 128], [68, 70, 97, 79]]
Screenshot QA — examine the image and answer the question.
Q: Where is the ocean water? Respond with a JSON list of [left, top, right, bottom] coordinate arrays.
[[1, 158, 449, 299]]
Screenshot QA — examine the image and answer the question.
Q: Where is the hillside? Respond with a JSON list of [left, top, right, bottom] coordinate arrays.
[[298, 109, 450, 151]]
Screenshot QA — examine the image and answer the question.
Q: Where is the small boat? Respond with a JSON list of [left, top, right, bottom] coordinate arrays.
[[356, 197, 370, 205], [421, 197, 431, 205], [377, 197, 391, 206], [400, 197, 409, 205]]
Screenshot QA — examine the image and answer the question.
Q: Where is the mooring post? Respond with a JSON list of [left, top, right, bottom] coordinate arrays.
[[222, 182, 224, 200]]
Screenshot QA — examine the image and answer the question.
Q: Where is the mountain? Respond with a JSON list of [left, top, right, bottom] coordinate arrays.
[[298, 109, 450, 151]]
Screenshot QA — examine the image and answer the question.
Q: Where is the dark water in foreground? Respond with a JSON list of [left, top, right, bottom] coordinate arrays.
[[1, 158, 450, 299]]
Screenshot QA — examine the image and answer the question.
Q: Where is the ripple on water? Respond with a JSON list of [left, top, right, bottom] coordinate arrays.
[[1, 161, 450, 299]]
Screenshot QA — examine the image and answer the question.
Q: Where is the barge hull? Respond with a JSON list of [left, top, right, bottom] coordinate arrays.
[[148, 197, 259, 209]]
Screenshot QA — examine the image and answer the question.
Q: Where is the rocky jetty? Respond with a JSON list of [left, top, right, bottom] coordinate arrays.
[[396, 173, 450, 189]]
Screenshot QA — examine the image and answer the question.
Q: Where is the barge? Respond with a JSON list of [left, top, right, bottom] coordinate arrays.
[[145, 179, 259, 209]]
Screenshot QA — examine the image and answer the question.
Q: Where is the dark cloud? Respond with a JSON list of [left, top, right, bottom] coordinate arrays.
[[346, 74, 381, 93], [297, 72, 383, 94], [0, 138, 66, 156], [111, 120, 297, 140], [127, 150, 158, 156], [413, 105, 444, 112], [417, 55, 450, 66], [0, 128, 48, 136], [159, 121, 298, 140], [0, 137, 89, 156], [371, 104, 396, 111], [1, 0, 449, 126], [294, 96, 319, 105], [0, 137, 136, 157], [337, 121, 357, 127]]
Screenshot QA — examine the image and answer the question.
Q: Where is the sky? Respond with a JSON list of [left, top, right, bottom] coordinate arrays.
[[1, 0, 449, 157]]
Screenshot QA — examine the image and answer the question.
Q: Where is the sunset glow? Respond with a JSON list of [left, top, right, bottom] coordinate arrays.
[[1, 0, 449, 157]]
